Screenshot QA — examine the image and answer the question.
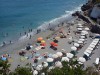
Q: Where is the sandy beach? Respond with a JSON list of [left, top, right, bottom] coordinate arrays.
[[0, 15, 100, 72]]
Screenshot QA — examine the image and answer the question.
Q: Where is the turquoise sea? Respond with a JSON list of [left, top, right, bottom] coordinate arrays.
[[0, 0, 87, 44]]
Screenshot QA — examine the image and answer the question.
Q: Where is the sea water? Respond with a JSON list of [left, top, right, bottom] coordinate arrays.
[[0, 0, 87, 44]]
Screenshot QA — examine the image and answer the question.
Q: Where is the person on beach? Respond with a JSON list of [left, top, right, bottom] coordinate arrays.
[[24, 32, 26, 35], [20, 33, 21, 36], [29, 35, 32, 39]]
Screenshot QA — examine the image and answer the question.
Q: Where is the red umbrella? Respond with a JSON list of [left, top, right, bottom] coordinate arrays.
[[53, 43, 58, 46], [50, 42, 55, 46], [41, 43, 46, 46]]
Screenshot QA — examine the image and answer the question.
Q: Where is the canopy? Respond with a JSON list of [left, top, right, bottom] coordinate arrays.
[[55, 61, 62, 68], [52, 54, 58, 58], [56, 52, 63, 57], [36, 65, 43, 71], [78, 57, 86, 63], [71, 46, 77, 51], [37, 37, 43, 41], [33, 70, 38, 75], [67, 53, 74, 58], [43, 62, 48, 67], [61, 57, 69, 62], [85, 27, 90, 31], [74, 43, 80, 47], [47, 58, 54, 62]]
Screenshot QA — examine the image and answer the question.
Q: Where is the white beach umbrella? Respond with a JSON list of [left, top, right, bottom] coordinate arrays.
[[80, 36, 85, 39], [33, 70, 38, 75], [55, 61, 62, 68], [49, 66, 54, 70], [78, 57, 86, 63], [78, 25, 83, 28], [41, 73, 45, 75], [43, 62, 48, 67], [85, 50, 92, 54], [90, 44, 95, 48], [78, 40, 83, 44], [78, 23, 82, 26], [36, 65, 43, 71], [79, 39, 85, 41], [61, 57, 69, 62], [91, 42, 97, 45], [85, 27, 90, 31], [81, 30, 88, 34], [87, 47, 93, 51], [84, 52, 90, 57], [67, 53, 74, 58], [78, 61, 83, 64], [77, 28, 82, 31], [47, 58, 54, 62], [81, 33, 86, 36], [71, 46, 77, 51], [56, 52, 63, 57], [74, 43, 80, 47], [52, 54, 58, 58]]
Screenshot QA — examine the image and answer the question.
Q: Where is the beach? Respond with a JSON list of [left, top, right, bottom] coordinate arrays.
[[0, 13, 100, 72]]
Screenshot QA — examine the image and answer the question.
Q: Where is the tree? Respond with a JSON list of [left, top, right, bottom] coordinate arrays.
[[0, 59, 10, 75]]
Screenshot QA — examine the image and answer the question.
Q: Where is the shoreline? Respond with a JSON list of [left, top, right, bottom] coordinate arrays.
[[0, 4, 82, 46], [0, 16, 77, 55]]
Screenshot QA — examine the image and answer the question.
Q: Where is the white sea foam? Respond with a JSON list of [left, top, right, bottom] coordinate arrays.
[[19, 5, 82, 41]]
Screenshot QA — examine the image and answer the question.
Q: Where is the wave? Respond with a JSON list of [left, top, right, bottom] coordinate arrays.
[[19, 4, 82, 41]]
